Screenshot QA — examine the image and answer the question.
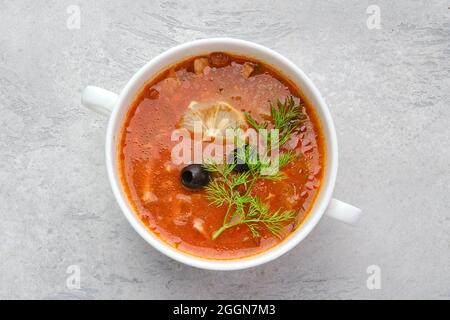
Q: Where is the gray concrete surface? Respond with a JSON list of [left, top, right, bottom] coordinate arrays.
[[0, 0, 449, 299]]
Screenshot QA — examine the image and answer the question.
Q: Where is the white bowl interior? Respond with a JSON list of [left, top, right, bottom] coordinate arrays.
[[105, 38, 338, 270]]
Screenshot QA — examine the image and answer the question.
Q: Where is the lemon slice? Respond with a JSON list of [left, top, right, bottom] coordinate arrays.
[[180, 101, 247, 139]]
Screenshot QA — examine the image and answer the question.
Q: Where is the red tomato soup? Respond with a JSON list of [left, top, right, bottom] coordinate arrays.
[[119, 53, 325, 259]]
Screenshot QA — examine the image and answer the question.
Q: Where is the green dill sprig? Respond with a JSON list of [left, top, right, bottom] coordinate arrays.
[[204, 96, 305, 240], [246, 96, 306, 149], [210, 194, 296, 240]]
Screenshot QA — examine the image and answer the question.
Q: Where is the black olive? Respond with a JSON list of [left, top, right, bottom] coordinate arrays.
[[228, 145, 252, 173], [180, 164, 210, 189]]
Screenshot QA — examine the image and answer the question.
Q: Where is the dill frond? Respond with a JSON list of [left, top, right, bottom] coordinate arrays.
[[206, 95, 305, 240]]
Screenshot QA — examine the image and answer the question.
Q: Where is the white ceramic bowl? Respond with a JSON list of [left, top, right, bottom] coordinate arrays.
[[82, 38, 361, 270]]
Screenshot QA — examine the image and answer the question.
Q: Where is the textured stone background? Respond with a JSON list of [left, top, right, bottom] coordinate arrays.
[[0, 0, 449, 299]]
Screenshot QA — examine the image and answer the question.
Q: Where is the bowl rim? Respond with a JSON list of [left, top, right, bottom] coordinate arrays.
[[105, 37, 338, 270]]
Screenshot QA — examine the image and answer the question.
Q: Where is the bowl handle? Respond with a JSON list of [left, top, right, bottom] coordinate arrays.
[[81, 85, 118, 116], [325, 198, 362, 224]]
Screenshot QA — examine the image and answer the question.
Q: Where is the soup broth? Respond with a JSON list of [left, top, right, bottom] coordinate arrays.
[[119, 53, 324, 259]]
